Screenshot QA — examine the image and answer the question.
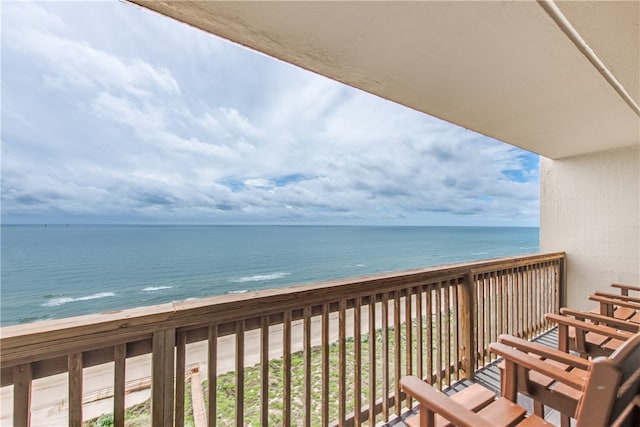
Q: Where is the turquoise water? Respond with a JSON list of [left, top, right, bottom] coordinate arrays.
[[0, 225, 538, 326]]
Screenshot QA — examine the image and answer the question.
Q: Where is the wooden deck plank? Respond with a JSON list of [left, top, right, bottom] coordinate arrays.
[[390, 328, 561, 427]]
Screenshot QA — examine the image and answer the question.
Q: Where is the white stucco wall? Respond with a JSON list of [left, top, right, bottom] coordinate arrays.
[[540, 145, 640, 310]]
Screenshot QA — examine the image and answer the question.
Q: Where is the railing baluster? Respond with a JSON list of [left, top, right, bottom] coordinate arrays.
[[368, 293, 377, 426], [208, 324, 218, 427], [524, 266, 529, 337], [501, 271, 508, 338], [338, 299, 347, 425], [509, 268, 516, 336], [477, 275, 483, 365], [12, 363, 32, 427], [451, 280, 459, 380], [393, 291, 401, 414], [524, 265, 535, 339], [174, 334, 186, 427], [531, 265, 536, 336], [321, 304, 330, 426], [546, 262, 552, 322], [283, 311, 292, 427], [381, 292, 390, 421], [444, 282, 451, 385], [416, 285, 423, 382], [405, 291, 413, 371], [114, 343, 126, 427], [491, 271, 498, 350], [530, 265, 536, 334], [69, 352, 83, 427], [404, 288, 413, 409], [538, 263, 543, 331], [484, 274, 490, 365], [236, 321, 245, 426], [260, 316, 269, 426], [303, 306, 312, 427], [518, 267, 524, 337], [354, 296, 362, 426], [426, 285, 433, 385], [435, 282, 443, 390]]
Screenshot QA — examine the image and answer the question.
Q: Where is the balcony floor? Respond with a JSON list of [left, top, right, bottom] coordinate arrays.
[[388, 328, 567, 426]]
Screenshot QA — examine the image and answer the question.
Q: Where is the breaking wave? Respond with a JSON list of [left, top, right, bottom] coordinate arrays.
[[42, 292, 116, 307], [230, 272, 290, 283], [142, 286, 173, 292]]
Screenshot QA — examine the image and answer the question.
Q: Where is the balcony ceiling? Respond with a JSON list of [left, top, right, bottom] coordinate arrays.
[[129, 1, 639, 159]]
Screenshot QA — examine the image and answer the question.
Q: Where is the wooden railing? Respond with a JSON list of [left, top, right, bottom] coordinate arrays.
[[0, 252, 564, 427]]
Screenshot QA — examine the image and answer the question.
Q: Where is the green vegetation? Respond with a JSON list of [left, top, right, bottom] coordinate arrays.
[[84, 313, 456, 426], [202, 316, 456, 426], [83, 380, 194, 427]]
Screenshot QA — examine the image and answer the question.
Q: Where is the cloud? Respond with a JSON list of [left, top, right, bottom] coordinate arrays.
[[1, 1, 539, 226]]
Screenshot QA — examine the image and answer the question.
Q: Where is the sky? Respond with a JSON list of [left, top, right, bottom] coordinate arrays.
[[1, 1, 540, 227]]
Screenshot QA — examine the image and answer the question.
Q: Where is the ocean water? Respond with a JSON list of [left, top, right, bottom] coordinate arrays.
[[0, 225, 538, 326]]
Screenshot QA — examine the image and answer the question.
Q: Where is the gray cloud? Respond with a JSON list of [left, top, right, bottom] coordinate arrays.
[[1, 1, 539, 226]]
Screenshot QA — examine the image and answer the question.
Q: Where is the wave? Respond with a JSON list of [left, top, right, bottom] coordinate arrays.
[[142, 286, 173, 292], [42, 292, 116, 307], [18, 315, 54, 324], [230, 272, 290, 283], [227, 289, 248, 294]]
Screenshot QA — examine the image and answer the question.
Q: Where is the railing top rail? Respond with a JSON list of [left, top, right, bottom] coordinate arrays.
[[1, 252, 564, 367]]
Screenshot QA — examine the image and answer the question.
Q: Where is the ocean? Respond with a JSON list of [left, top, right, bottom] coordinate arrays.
[[0, 225, 538, 326]]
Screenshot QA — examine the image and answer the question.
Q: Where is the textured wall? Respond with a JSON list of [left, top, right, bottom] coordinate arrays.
[[540, 145, 640, 309]]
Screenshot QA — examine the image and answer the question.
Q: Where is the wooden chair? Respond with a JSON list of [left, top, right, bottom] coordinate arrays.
[[609, 283, 640, 297], [544, 283, 640, 358], [589, 293, 640, 322], [400, 332, 640, 427], [547, 311, 636, 358]]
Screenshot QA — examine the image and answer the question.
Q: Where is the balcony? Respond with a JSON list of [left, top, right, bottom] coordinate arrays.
[[1, 252, 564, 426]]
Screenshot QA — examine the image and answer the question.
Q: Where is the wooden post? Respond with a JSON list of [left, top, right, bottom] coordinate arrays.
[[114, 344, 127, 427], [558, 255, 567, 310], [13, 363, 32, 427], [321, 304, 330, 426], [283, 311, 292, 427], [302, 307, 312, 427], [235, 321, 245, 426], [152, 329, 176, 427], [175, 333, 186, 427], [458, 273, 476, 379], [208, 325, 218, 427], [68, 352, 83, 427], [260, 316, 269, 427]]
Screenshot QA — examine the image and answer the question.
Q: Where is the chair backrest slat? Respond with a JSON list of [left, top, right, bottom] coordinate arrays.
[[575, 333, 640, 427]]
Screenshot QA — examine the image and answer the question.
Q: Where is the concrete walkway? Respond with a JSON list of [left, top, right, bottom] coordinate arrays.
[[190, 369, 208, 427]]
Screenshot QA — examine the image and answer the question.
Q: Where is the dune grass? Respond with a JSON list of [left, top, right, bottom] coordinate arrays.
[[84, 314, 454, 426]]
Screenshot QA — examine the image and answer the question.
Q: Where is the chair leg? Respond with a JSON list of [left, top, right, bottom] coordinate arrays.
[[560, 413, 571, 427], [533, 401, 544, 417]]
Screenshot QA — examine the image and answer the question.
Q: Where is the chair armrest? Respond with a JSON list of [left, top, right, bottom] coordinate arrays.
[[560, 308, 640, 332], [546, 312, 635, 341], [594, 291, 640, 304], [610, 283, 640, 295], [400, 376, 494, 427], [497, 333, 591, 370], [489, 342, 585, 390], [589, 295, 640, 310]]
